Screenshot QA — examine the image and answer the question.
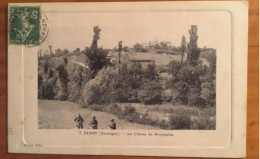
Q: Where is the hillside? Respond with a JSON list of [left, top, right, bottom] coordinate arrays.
[[38, 99, 161, 130]]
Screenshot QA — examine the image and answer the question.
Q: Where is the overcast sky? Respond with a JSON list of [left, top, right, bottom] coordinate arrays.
[[40, 11, 230, 52]]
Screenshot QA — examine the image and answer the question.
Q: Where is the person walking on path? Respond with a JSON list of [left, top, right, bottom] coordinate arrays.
[[109, 119, 116, 130], [89, 116, 98, 129], [74, 113, 84, 129]]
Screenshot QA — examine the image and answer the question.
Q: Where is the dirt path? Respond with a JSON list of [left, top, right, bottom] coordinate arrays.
[[38, 99, 160, 130]]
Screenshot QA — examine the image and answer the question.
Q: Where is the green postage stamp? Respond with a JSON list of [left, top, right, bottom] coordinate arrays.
[[9, 6, 40, 46]]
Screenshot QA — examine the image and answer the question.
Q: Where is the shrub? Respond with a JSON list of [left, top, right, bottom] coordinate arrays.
[[172, 81, 189, 105], [200, 79, 216, 107], [108, 104, 123, 117], [157, 119, 169, 129], [41, 83, 55, 99], [191, 115, 216, 130], [89, 104, 105, 112], [68, 66, 84, 102], [82, 67, 117, 105], [138, 80, 163, 105], [168, 111, 192, 129], [187, 87, 205, 107], [122, 105, 139, 123]]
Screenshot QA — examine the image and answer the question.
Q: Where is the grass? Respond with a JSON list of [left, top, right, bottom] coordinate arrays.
[[38, 99, 160, 130], [116, 102, 216, 129]]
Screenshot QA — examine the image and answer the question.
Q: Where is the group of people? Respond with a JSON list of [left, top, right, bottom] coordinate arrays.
[[74, 114, 116, 130]]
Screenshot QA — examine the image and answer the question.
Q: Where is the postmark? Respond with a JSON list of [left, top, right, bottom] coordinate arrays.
[[9, 6, 48, 47]]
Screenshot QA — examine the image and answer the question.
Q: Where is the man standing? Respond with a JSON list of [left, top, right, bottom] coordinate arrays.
[[74, 114, 84, 129], [109, 119, 116, 130], [89, 116, 98, 129]]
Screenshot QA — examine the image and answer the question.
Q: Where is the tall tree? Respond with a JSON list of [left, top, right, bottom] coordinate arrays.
[[85, 26, 109, 77], [187, 25, 200, 66], [118, 41, 122, 73], [56, 64, 69, 100], [91, 26, 101, 49], [181, 35, 186, 63]]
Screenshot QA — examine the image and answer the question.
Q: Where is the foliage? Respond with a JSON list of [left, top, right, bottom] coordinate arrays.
[[113, 63, 140, 102], [187, 25, 201, 66], [138, 80, 163, 105], [64, 57, 68, 65], [85, 26, 110, 77], [68, 66, 84, 102], [143, 63, 158, 81], [168, 110, 192, 129], [56, 64, 69, 100], [122, 105, 139, 123], [200, 64, 216, 107], [133, 43, 148, 52], [82, 67, 117, 106], [172, 81, 189, 105], [48, 69, 54, 78], [44, 60, 48, 74], [181, 35, 186, 63], [191, 115, 216, 130], [108, 104, 123, 117], [41, 83, 55, 99]]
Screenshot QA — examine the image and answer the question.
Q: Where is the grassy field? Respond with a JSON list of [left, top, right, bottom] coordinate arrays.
[[38, 99, 160, 130], [116, 103, 216, 122]]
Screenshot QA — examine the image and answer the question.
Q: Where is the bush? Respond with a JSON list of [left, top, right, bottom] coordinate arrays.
[[89, 104, 105, 112], [168, 111, 192, 129], [82, 67, 117, 105], [138, 80, 163, 105], [157, 119, 169, 129], [172, 81, 189, 105], [122, 105, 139, 123], [191, 115, 216, 130], [41, 83, 55, 99], [108, 104, 123, 116], [68, 66, 84, 102], [187, 87, 205, 107]]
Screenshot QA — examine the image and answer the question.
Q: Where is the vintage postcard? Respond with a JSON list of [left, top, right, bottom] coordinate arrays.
[[8, 1, 248, 158]]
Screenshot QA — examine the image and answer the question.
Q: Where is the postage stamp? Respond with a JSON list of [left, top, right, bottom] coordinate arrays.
[[9, 6, 40, 46]]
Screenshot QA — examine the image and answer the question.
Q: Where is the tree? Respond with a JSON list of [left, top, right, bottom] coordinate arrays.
[[85, 26, 110, 77], [64, 57, 68, 65], [143, 63, 158, 81], [118, 41, 122, 73], [68, 66, 84, 102], [133, 43, 147, 52], [187, 25, 200, 66], [91, 26, 101, 49], [138, 80, 163, 105], [56, 64, 70, 100], [181, 35, 186, 63], [48, 69, 54, 78], [44, 60, 48, 74]]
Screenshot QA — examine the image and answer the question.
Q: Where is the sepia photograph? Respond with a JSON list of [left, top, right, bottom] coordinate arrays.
[[37, 11, 217, 130], [7, 2, 248, 157]]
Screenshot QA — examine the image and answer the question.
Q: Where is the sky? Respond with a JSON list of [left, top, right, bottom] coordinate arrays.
[[40, 11, 230, 52]]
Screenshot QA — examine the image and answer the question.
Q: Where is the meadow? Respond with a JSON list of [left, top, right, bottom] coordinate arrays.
[[38, 99, 160, 129]]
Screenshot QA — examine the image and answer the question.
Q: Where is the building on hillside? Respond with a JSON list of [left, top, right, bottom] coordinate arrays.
[[129, 59, 155, 69]]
